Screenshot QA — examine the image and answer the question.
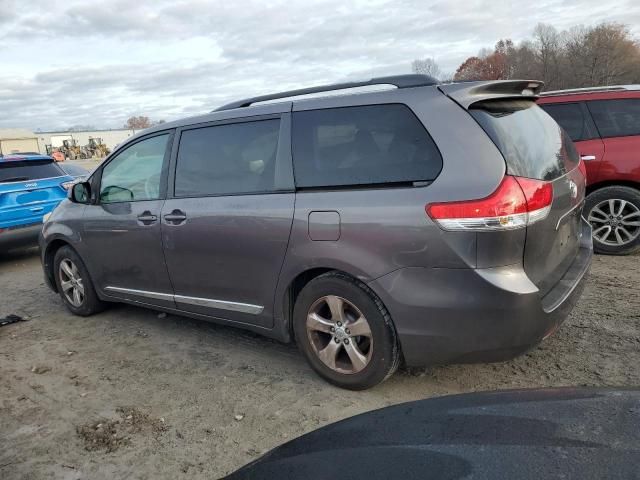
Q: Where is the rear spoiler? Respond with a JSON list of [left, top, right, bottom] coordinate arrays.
[[0, 153, 54, 163], [438, 80, 544, 109]]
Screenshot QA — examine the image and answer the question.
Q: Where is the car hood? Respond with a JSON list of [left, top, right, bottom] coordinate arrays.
[[224, 387, 640, 480]]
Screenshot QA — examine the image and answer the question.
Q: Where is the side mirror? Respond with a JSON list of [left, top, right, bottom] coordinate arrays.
[[70, 181, 91, 204]]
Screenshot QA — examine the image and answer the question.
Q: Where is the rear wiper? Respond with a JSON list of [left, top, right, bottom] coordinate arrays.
[[1, 176, 30, 182]]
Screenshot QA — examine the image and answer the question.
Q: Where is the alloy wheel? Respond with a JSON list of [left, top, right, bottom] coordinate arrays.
[[59, 258, 85, 307], [588, 199, 640, 246], [306, 295, 373, 374]]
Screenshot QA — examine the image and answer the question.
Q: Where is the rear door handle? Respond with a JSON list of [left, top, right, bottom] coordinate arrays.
[[137, 211, 158, 225], [580, 155, 596, 161], [164, 210, 187, 225]]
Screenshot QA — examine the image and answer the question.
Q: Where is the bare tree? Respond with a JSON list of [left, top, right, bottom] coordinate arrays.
[[508, 39, 543, 80], [582, 23, 640, 86], [563, 26, 591, 87], [531, 24, 563, 89], [411, 58, 442, 79], [125, 116, 152, 129]]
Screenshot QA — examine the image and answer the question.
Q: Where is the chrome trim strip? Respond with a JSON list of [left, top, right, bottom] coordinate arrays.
[[103, 286, 264, 315], [174, 294, 264, 315], [104, 286, 174, 302]]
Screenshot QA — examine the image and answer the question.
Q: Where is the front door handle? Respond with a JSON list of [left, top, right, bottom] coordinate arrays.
[[137, 211, 158, 225], [580, 155, 596, 161], [164, 209, 187, 225]]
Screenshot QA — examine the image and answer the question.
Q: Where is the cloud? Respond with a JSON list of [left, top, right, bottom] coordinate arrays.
[[1, 0, 640, 130]]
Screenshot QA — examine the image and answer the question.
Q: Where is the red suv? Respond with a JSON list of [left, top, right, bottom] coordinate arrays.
[[538, 86, 640, 255]]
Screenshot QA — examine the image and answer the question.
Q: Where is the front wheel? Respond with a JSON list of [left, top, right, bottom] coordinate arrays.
[[585, 186, 640, 255], [53, 246, 106, 316], [293, 272, 400, 390]]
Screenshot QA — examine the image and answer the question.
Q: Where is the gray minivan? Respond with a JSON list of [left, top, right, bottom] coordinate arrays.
[[40, 75, 592, 389]]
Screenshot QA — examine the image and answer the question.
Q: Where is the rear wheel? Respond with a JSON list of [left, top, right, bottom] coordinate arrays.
[[293, 272, 400, 390], [53, 246, 106, 316], [585, 186, 640, 255]]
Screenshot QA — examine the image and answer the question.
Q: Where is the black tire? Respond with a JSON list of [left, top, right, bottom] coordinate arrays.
[[53, 246, 106, 316], [293, 271, 400, 390], [585, 186, 640, 255]]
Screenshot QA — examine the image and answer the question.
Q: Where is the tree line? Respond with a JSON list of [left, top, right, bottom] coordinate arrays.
[[413, 22, 640, 90]]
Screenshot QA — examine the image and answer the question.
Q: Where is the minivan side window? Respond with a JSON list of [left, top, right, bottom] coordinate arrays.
[[587, 99, 640, 138], [100, 134, 169, 203], [540, 102, 597, 142], [291, 104, 442, 188], [174, 119, 281, 197]]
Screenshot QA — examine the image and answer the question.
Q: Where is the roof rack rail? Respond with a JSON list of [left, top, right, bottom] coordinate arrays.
[[540, 85, 640, 96], [214, 74, 438, 112]]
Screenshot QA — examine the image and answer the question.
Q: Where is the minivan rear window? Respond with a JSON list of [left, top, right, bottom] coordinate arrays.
[[0, 160, 63, 182], [292, 104, 442, 188], [470, 100, 579, 181]]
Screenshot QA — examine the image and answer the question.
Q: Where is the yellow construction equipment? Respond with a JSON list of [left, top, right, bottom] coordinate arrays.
[[61, 139, 84, 160], [86, 138, 110, 158]]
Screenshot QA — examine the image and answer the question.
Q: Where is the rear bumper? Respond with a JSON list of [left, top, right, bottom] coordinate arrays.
[[0, 223, 42, 250], [369, 219, 593, 367]]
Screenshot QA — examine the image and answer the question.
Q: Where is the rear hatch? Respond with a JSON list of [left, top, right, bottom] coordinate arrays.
[[0, 159, 70, 229], [468, 98, 585, 295]]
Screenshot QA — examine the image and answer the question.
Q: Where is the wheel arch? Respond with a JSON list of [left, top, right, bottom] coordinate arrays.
[[277, 267, 398, 346], [277, 267, 334, 341], [43, 238, 73, 293], [586, 179, 640, 196]]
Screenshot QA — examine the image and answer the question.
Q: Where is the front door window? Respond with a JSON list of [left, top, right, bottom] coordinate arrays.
[[100, 134, 169, 203]]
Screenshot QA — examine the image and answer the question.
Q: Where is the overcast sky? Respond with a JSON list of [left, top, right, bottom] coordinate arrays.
[[1, 0, 639, 131]]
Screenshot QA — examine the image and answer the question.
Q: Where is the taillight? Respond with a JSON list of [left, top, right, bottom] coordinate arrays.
[[426, 175, 553, 231], [60, 181, 75, 190]]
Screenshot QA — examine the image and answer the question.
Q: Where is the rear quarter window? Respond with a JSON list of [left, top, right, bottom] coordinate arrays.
[[470, 100, 579, 181], [0, 160, 63, 182], [292, 104, 442, 188], [587, 99, 640, 138], [539, 102, 598, 142]]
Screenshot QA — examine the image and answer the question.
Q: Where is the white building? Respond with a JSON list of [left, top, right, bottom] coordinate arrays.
[[0, 128, 40, 155], [35, 128, 140, 154]]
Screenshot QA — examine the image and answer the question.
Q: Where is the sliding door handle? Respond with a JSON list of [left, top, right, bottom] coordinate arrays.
[[137, 211, 157, 225], [164, 210, 187, 224]]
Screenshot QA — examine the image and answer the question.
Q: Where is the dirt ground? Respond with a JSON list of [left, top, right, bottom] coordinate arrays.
[[1, 248, 639, 479]]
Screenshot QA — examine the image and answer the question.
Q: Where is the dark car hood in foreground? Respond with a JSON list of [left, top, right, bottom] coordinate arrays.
[[225, 388, 639, 480]]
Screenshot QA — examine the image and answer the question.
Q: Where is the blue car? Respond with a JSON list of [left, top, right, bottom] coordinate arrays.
[[0, 154, 76, 249]]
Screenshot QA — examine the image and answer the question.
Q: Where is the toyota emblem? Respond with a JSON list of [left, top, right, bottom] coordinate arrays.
[[569, 180, 578, 199]]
